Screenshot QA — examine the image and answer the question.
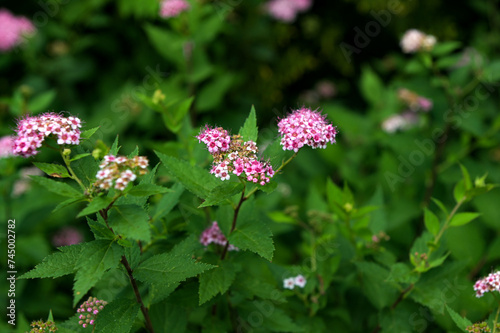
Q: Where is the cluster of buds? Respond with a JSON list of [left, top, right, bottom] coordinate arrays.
[[12, 112, 82, 158], [94, 155, 149, 191], [397, 88, 433, 112], [28, 319, 57, 332], [466, 322, 500, 333], [200, 221, 238, 251], [283, 274, 307, 289], [400, 29, 437, 54], [0, 9, 36, 52], [265, 0, 313, 23], [278, 107, 337, 152], [197, 126, 275, 185], [159, 0, 190, 18], [473, 271, 500, 298], [77, 297, 107, 328]]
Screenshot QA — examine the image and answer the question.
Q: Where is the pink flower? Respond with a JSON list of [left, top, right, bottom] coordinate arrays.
[[0, 9, 36, 52], [94, 154, 149, 192], [294, 274, 307, 288], [77, 297, 107, 328], [417, 97, 433, 112], [0, 135, 15, 158], [159, 0, 190, 18], [52, 227, 83, 247], [381, 111, 419, 133], [278, 107, 337, 152], [12, 112, 82, 158], [283, 278, 295, 289], [474, 271, 500, 298], [283, 274, 306, 289], [200, 221, 238, 251], [400, 29, 436, 53], [265, 0, 313, 22]]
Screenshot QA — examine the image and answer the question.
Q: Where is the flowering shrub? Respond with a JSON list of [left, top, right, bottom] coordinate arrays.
[[2, 2, 500, 333]]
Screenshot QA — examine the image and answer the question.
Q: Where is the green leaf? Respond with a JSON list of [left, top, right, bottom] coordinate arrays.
[[162, 97, 194, 133], [94, 298, 141, 333], [80, 127, 100, 140], [228, 200, 274, 261], [199, 262, 237, 305], [424, 208, 440, 236], [199, 182, 244, 208], [73, 240, 123, 306], [459, 164, 472, 190], [108, 204, 151, 243], [262, 137, 288, 171], [431, 41, 462, 57], [445, 304, 472, 332], [355, 262, 398, 309], [19, 244, 84, 279], [27, 90, 56, 114], [453, 179, 466, 203], [449, 212, 481, 227], [52, 196, 86, 213], [77, 196, 113, 218], [196, 73, 235, 112], [134, 251, 214, 286], [239, 105, 258, 142], [360, 65, 385, 107], [431, 197, 449, 216], [87, 216, 115, 240], [33, 162, 70, 178], [70, 153, 92, 162], [152, 183, 184, 222], [155, 151, 218, 199], [127, 184, 172, 197], [30, 176, 82, 198], [109, 135, 120, 156], [144, 24, 184, 65]]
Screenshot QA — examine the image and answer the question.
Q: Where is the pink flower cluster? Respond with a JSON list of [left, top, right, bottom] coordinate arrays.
[[400, 29, 437, 53], [159, 0, 190, 18], [12, 112, 82, 158], [0, 135, 14, 158], [265, 0, 312, 22], [473, 271, 500, 298], [52, 227, 83, 247], [278, 107, 337, 152], [197, 126, 275, 185], [95, 154, 149, 191], [0, 9, 36, 52], [382, 89, 433, 134], [381, 112, 419, 134], [77, 297, 107, 328], [200, 221, 238, 251], [283, 274, 307, 289]]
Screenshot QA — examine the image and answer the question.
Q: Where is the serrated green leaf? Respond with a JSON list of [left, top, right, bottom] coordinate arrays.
[[446, 304, 472, 332], [424, 208, 440, 236], [228, 201, 274, 261], [152, 183, 184, 221], [135, 239, 214, 286], [30, 175, 82, 198], [449, 212, 481, 227], [199, 263, 237, 305], [355, 262, 398, 309], [19, 244, 84, 279], [199, 182, 244, 208], [87, 216, 115, 240], [77, 196, 113, 217], [52, 196, 86, 213], [156, 151, 218, 199], [70, 153, 91, 162], [94, 298, 140, 333], [81, 127, 100, 140], [33, 162, 70, 178], [73, 240, 123, 306], [109, 136, 120, 155], [239, 105, 258, 142], [263, 307, 303, 332], [108, 204, 151, 243], [127, 183, 172, 197]]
